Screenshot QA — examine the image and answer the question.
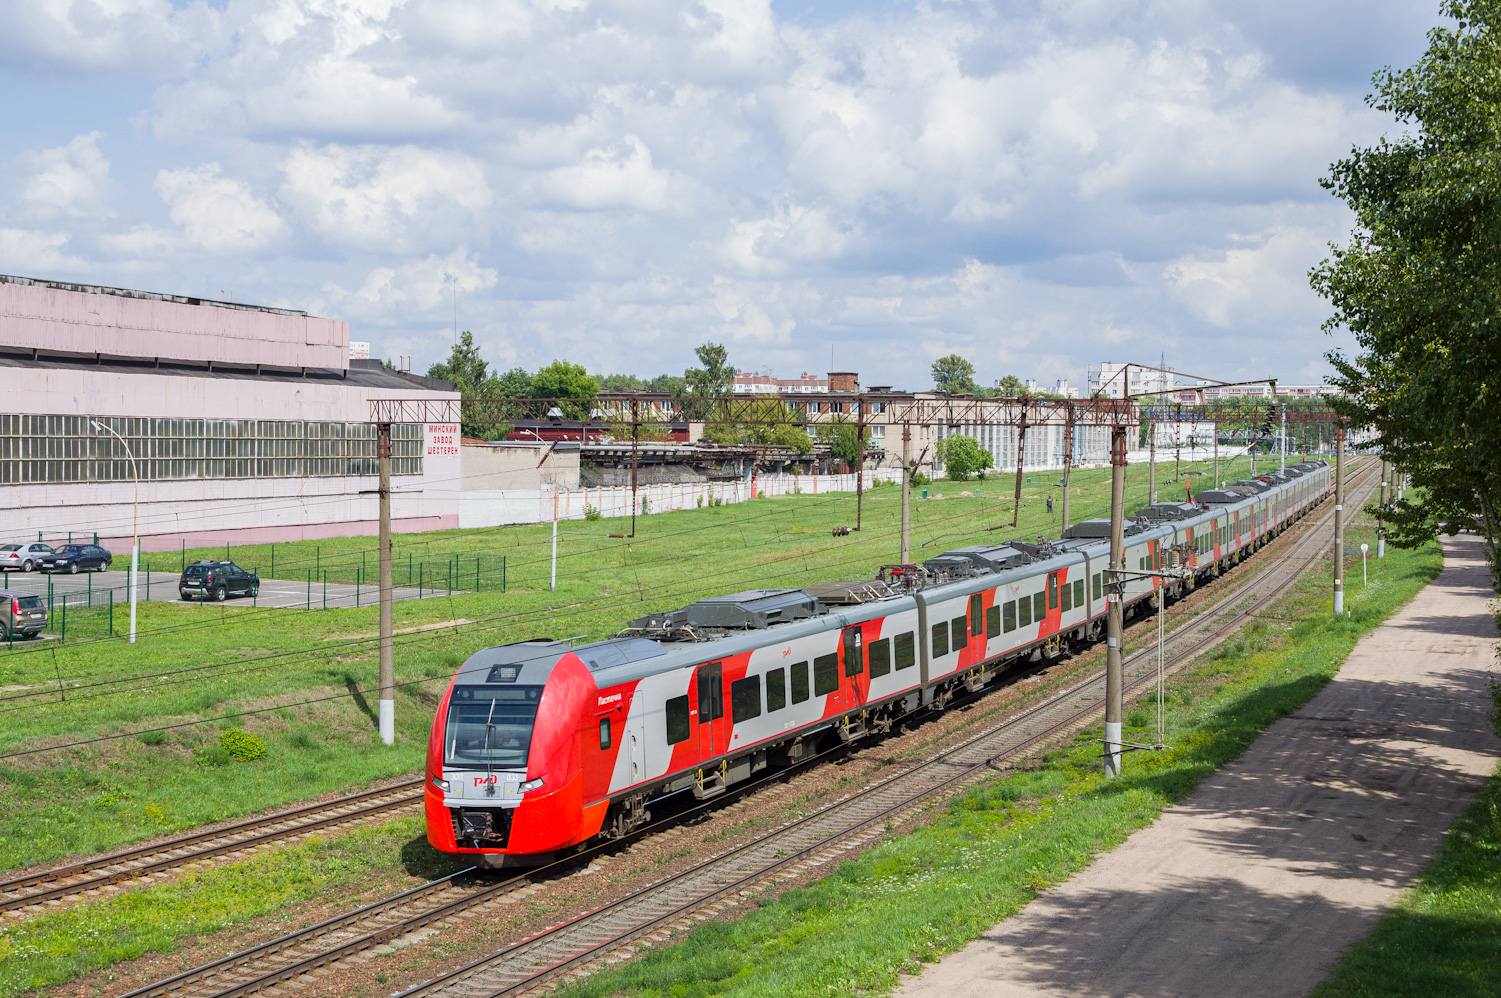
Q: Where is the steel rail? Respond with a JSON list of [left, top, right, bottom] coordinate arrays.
[[0, 778, 423, 914], [392, 468, 1375, 998]]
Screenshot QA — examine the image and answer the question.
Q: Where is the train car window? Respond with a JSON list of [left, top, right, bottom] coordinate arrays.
[[1060, 578, 1072, 613], [1033, 592, 1046, 621], [970, 594, 984, 636], [731, 676, 762, 722], [1018, 595, 1032, 627], [599, 717, 612, 750], [1093, 573, 1102, 601], [868, 638, 892, 678], [791, 661, 810, 703], [951, 616, 967, 647], [843, 628, 864, 677], [1047, 574, 1059, 610], [697, 662, 724, 721], [814, 654, 840, 697], [666, 695, 691, 745], [1003, 600, 1016, 632], [1073, 579, 1085, 608], [894, 632, 916, 669], [932, 621, 949, 657], [986, 605, 1000, 638], [767, 667, 787, 712]]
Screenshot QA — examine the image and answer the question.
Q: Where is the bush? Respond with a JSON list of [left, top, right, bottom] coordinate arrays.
[[138, 729, 168, 746], [583, 504, 602, 521], [220, 728, 268, 762], [195, 744, 232, 766]]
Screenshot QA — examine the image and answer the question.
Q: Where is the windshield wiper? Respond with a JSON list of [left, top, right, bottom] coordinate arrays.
[[483, 697, 499, 796]]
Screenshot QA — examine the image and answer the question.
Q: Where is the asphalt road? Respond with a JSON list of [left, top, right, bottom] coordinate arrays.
[[2, 569, 440, 610]]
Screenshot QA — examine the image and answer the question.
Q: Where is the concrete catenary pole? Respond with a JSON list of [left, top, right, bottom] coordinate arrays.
[[1011, 402, 1029, 528], [1105, 422, 1128, 778], [1148, 418, 1157, 504], [377, 421, 395, 746], [1377, 459, 1388, 558], [855, 393, 866, 531], [1060, 404, 1075, 530], [1333, 424, 1346, 616], [900, 422, 912, 564], [1280, 401, 1287, 472]]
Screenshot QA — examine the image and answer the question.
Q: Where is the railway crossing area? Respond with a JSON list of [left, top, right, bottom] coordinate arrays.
[[897, 534, 1501, 998]]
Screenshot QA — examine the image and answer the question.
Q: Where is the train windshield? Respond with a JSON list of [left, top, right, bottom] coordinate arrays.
[[444, 685, 543, 771]]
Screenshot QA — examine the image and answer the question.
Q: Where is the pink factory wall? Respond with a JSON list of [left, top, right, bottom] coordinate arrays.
[[0, 279, 349, 371]]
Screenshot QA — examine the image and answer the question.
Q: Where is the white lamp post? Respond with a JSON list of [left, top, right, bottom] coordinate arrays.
[[1360, 542, 1369, 586], [90, 419, 139, 644]]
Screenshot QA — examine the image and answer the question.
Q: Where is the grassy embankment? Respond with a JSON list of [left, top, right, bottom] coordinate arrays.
[[0, 453, 1278, 874], [503, 520, 1437, 998]]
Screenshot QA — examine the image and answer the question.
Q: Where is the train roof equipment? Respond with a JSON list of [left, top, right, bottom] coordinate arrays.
[[1132, 502, 1202, 521], [1193, 489, 1248, 504], [1062, 518, 1146, 539], [622, 588, 829, 641], [802, 579, 902, 605], [922, 544, 1034, 579]]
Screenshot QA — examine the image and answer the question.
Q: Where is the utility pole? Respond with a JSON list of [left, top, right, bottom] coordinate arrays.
[[1148, 419, 1157, 504], [1011, 403, 1029, 528], [1333, 424, 1346, 615], [855, 393, 866, 531], [1105, 423, 1127, 778], [1280, 400, 1287, 471], [900, 422, 912, 563], [629, 397, 641, 538], [1214, 424, 1219, 488], [377, 421, 394, 746], [1060, 404, 1075, 530], [1377, 458, 1388, 558]]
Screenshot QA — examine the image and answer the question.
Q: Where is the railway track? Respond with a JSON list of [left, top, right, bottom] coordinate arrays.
[[124, 464, 1374, 998], [0, 778, 422, 916]]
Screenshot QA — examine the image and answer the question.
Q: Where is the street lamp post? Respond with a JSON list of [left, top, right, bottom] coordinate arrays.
[[90, 420, 139, 644]]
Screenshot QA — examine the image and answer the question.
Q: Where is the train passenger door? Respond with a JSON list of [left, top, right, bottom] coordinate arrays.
[[696, 661, 724, 761], [625, 709, 646, 786], [841, 625, 866, 709]]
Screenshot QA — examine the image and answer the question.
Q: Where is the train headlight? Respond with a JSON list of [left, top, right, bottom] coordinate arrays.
[[431, 777, 450, 792], [519, 777, 545, 793]]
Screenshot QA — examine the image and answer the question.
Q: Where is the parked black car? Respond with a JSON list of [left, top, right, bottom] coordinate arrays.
[[179, 561, 259, 602], [38, 544, 112, 574]]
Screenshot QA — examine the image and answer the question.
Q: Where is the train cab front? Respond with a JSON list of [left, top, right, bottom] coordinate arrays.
[[425, 641, 595, 867]]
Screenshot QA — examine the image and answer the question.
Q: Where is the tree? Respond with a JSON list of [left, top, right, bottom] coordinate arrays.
[[648, 373, 688, 395], [425, 331, 510, 440], [934, 435, 993, 481], [494, 367, 534, 397], [994, 374, 1027, 398], [1310, 0, 1501, 587], [704, 396, 814, 454], [685, 342, 732, 398], [931, 354, 980, 396], [530, 360, 597, 419], [817, 418, 863, 468]]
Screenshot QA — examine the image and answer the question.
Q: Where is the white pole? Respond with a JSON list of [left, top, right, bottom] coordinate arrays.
[[92, 420, 139, 644], [1361, 543, 1368, 586], [551, 488, 559, 592]]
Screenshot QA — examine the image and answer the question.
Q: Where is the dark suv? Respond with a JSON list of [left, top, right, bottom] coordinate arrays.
[[1, 591, 47, 640], [179, 561, 260, 602]]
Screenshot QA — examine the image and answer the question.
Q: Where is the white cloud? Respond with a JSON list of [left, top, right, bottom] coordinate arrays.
[[719, 202, 860, 277], [338, 245, 498, 311], [14, 132, 112, 219], [0, 228, 87, 273], [280, 143, 493, 247], [0, 0, 226, 76], [531, 136, 690, 214], [153, 165, 287, 254]]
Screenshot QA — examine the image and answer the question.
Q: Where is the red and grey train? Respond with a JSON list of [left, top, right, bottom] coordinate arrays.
[[426, 461, 1331, 864]]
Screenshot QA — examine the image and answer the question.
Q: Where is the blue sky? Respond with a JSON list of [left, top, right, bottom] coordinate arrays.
[[0, 0, 1440, 390]]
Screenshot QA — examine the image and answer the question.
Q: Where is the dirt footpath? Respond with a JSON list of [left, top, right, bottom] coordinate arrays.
[[899, 534, 1500, 998]]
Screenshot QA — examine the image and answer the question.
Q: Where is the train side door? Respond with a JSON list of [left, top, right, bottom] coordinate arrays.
[[696, 661, 724, 762], [841, 625, 866, 709], [626, 708, 646, 786]]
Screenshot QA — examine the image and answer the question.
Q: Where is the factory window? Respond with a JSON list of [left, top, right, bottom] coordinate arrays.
[[790, 661, 810, 703], [766, 667, 787, 712], [0, 414, 422, 485], [894, 632, 916, 669], [598, 718, 612, 750], [986, 605, 1000, 638], [1003, 600, 1016, 632], [813, 654, 839, 697], [868, 638, 891, 678], [1018, 595, 1032, 628], [665, 695, 691, 745], [931, 621, 949, 658], [731, 676, 762, 722]]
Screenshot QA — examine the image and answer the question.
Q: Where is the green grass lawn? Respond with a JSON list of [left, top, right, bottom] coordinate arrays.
[[533, 522, 1437, 998], [0, 454, 1320, 872]]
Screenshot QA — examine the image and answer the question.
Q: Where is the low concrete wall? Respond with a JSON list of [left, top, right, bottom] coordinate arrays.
[[461, 442, 579, 490]]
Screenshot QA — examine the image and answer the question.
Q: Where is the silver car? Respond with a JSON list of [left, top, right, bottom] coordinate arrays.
[[0, 543, 54, 573]]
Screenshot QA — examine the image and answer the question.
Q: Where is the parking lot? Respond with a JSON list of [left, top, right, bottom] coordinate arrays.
[[6, 569, 437, 610]]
